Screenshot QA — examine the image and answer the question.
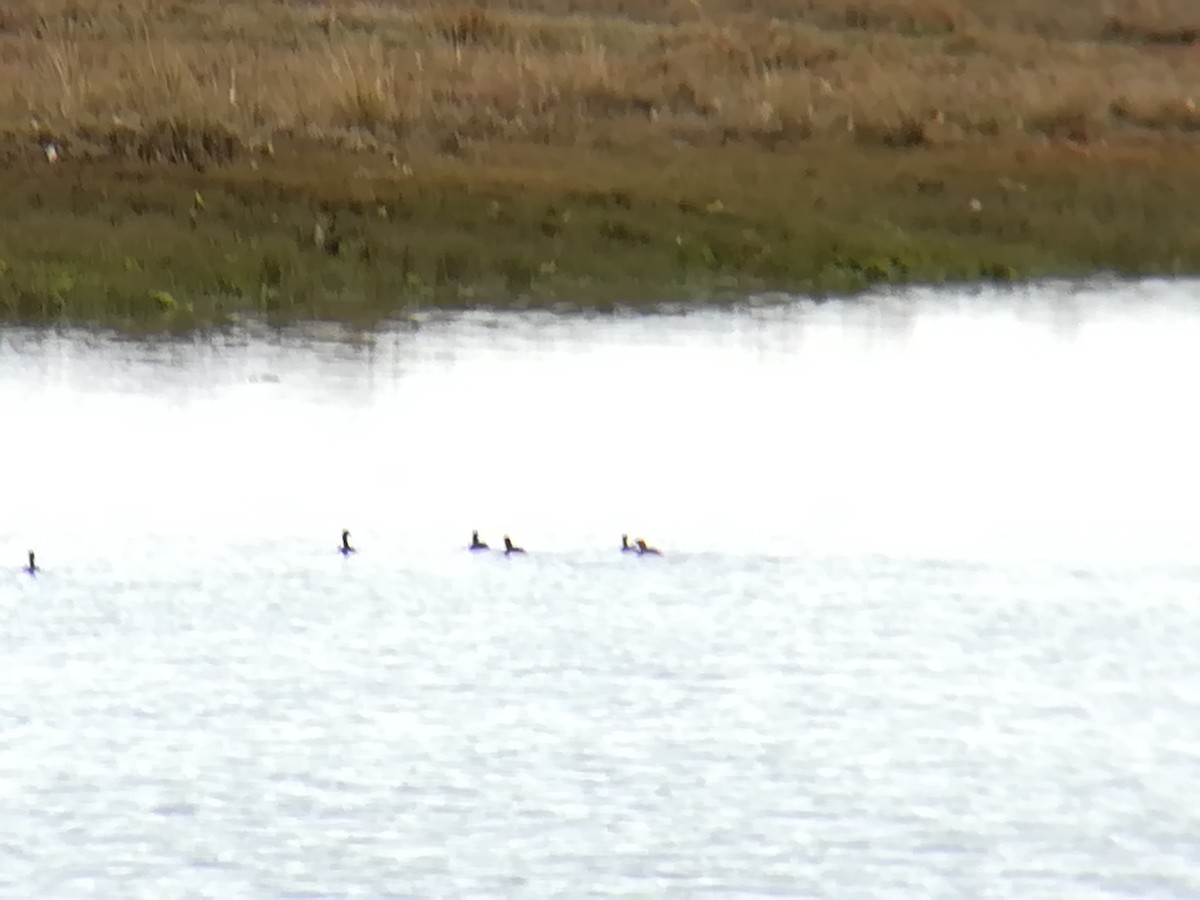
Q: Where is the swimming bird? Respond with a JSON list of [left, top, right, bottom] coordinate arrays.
[[621, 534, 638, 553], [470, 530, 489, 551], [339, 529, 355, 555], [636, 538, 662, 556], [24, 550, 38, 574], [503, 535, 525, 555]]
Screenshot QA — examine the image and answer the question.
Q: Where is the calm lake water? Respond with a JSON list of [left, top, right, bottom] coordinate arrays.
[[2, 281, 1200, 898]]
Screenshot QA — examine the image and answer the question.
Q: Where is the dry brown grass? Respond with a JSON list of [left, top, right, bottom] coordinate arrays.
[[0, 0, 1198, 160], [4, 2, 1200, 329]]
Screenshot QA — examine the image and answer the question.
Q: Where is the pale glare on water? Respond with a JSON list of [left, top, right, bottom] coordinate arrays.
[[1, 281, 1199, 898]]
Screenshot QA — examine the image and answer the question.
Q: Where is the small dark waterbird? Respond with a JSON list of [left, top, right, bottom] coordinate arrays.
[[621, 534, 638, 553], [636, 538, 662, 556], [339, 529, 355, 555], [24, 550, 38, 575], [469, 531, 489, 551], [503, 535, 525, 555]]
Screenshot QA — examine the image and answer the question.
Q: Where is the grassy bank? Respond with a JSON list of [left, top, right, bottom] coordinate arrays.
[[1, 0, 1199, 330]]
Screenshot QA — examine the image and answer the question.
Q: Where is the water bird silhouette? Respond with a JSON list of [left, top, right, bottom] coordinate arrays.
[[636, 539, 662, 556], [621, 534, 638, 553], [503, 536, 526, 555], [339, 530, 356, 555], [24, 550, 38, 574], [469, 531, 489, 551]]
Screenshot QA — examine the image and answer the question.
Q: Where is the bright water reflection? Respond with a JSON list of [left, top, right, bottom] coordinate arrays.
[[2, 281, 1200, 898]]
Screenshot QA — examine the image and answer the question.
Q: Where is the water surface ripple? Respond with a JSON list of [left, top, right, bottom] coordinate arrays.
[[2, 282, 1199, 898]]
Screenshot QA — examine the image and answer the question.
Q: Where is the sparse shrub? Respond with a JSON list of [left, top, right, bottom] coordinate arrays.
[[1029, 105, 1104, 143], [598, 219, 651, 243], [435, 6, 507, 47], [857, 116, 929, 148], [338, 79, 391, 129], [1102, 16, 1199, 46], [499, 256, 535, 292], [435, 250, 471, 285], [843, 0, 963, 36]]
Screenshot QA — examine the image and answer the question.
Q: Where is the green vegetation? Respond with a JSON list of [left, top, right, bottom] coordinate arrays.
[[0, 0, 1198, 331]]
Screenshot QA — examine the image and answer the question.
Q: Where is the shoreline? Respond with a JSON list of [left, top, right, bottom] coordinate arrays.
[[2, 0, 1199, 332], [3, 132, 1199, 334]]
